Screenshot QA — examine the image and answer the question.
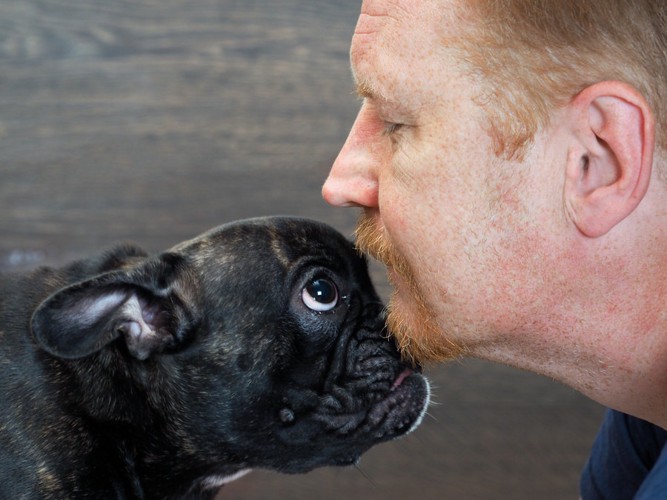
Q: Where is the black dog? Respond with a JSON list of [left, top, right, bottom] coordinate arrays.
[[0, 216, 430, 499]]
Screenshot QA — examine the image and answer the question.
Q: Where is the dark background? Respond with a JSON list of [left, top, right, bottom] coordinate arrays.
[[0, 1, 604, 498]]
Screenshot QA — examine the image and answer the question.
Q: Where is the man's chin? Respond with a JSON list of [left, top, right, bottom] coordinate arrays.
[[385, 283, 464, 365]]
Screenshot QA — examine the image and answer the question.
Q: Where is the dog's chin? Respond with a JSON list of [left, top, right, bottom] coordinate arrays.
[[270, 302, 431, 473], [370, 367, 430, 437], [271, 366, 430, 474]]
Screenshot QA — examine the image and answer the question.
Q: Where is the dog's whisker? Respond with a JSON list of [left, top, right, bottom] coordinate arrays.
[[424, 410, 439, 423], [353, 463, 379, 488]]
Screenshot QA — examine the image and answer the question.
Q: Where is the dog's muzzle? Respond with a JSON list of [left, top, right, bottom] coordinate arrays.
[[273, 300, 431, 471], [315, 302, 430, 441]]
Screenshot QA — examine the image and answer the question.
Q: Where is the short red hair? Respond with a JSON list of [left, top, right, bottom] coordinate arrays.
[[456, 0, 667, 160]]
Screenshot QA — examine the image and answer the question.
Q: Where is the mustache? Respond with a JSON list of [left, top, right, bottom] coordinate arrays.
[[354, 211, 412, 282]]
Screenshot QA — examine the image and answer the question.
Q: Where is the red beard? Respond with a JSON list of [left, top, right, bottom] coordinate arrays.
[[355, 210, 464, 364]]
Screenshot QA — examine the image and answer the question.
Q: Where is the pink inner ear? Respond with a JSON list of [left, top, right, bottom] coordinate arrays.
[[139, 299, 163, 328], [120, 296, 158, 338], [123, 321, 143, 339], [118, 295, 172, 360]]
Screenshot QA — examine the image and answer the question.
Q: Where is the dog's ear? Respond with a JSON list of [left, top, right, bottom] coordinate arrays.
[[31, 253, 199, 360]]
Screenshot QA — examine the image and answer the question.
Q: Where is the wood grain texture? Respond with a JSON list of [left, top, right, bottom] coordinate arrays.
[[0, 1, 604, 498]]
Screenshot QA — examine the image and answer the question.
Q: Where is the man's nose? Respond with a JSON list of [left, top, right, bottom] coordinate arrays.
[[322, 109, 380, 208]]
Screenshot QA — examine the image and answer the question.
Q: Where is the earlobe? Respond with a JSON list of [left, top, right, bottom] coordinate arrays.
[[564, 81, 655, 238]]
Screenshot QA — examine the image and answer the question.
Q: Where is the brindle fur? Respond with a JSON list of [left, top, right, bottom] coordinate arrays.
[[0, 216, 429, 499]]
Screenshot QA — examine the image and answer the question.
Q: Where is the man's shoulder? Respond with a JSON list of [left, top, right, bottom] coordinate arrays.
[[581, 409, 667, 499]]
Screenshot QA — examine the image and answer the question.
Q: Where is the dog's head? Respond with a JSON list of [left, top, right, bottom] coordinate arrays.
[[31, 217, 430, 484]]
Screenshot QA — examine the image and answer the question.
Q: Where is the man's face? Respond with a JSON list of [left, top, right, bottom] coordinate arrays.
[[323, 0, 565, 363], [323, 0, 667, 428]]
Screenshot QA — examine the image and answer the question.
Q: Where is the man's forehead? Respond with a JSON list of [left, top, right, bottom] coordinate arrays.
[[358, 0, 454, 15], [354, 2, 394, 39], [356, 0, 466, 35], [359, 0, 403, 17], [356, 0, 418, 32], [351, 0, 458, 95]]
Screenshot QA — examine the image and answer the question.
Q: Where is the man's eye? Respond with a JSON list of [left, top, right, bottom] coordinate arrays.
[[382, 122, 404, 136]]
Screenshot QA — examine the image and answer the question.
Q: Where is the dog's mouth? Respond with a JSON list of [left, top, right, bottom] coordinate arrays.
[[271, 364, 429, 473], [376, 367, 430, 436], [391, 367, 414, 390], [310, 363, 430, 444]]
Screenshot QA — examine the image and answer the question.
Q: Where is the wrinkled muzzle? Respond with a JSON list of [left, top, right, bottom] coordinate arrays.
[[314, 301, 430, 442], [271, 299, 431, 474]]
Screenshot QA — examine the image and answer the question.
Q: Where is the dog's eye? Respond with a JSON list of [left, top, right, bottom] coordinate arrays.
[[302, 278, 338, 312]]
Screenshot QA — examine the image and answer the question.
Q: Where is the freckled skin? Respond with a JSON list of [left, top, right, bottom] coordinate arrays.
[[323, 0, 667, 427]]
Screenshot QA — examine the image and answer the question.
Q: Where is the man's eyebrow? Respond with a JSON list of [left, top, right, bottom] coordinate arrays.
[[355, 80, 384, 100]]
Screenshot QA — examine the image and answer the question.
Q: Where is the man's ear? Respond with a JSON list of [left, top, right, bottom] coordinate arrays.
[[31, 254, 199, 360], [564, 81, 655, 238]]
